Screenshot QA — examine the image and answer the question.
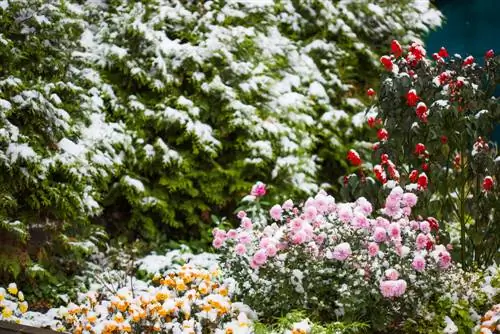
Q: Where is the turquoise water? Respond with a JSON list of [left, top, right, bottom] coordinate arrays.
[[425, 0, 500, 143]]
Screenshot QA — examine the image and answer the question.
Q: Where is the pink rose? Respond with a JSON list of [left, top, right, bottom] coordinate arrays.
[[419, 220, 430, 234], [368, 242, 379, 257], [253, 249, 268, 266], [412, 255, 426, 272], [237, 210, 247, 219], [282, 199, 294, 210], [438, 251, 451, 269], [373, 227, 387, 243], [402, 192, 418, 207], [416, 233, 428, 250], [227, 229, 238, 239], [251, 182, 266, 197], [212, 238, 224, 249], [331, 242, 351, 261], [304, 205, 318, 221], [385, 268, 399, 280], [241, 217, 253, 230], [235, 243, 247, 255], [266, 244, 278, 257], [270, 204, 283, 221]]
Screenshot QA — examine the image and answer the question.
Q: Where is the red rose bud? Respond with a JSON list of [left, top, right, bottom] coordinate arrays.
[[416, 102, 428, 122], [387, 161, 399, 180], [482, 176, 494, 191], [432, 53, 441, 61], [406, 89, 419, 106], [367, 116, 376, 128], [409, 169, 418, 183], [373, 164, 387, 184], [425, 240, 434, 251], [422, 162, 429, 172], [463, 55, 474, 66], [380, 55, 393, 71], [380, 153, 389, 165], [372, 142, 380, 151], [391, 40, 403, 58], [377, 128, 389, 141], [427, 217, 439, 231], [438, 47, 449, 58], [414, 143, 426, 155], [417, 172, 428, 190], [367, 88, 376, 97], [347, 149, 362, 166], [485, 49, 495, 59], [440, 135, 448, 144]]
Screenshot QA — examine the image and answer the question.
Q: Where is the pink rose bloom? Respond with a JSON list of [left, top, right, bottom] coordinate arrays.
[[419, 220, 430, 234], [352, 212, 369, 229], [368, 242, 379, 257], [314, 194, 329, 213], [212, 238, 224, 249], [266, 244, 278, 257], [301, 222, 313, 236], [388, 223, 401, 239], [416, 233, 428, 250], [253, 249, 268, 266], [412, 255, 426, 272], [373, 227, 387, 243], [237, 210, 247, 219], [241, 217, 253, 230], [214, 230, 227, 241], [438, 251, 451, 269], [227, 229, 238, 239], [384, 199, 400, 218], [380, 279, 407, 298], [238, 232, 252, 244], [292, 230, 307, 244], [235, 243, 247, 255], [331, 242, 352, 261], [282, 199, 294, 210], [388, 186, 404, 201], [385, 268, 399, 280], [304, 205, 318, 221], [356, 197, 373, 215], [251, 182, 266, 197], [290, 218, 303, 231], [338, 204, 353, 223], [375, 217, 390, 228], [259, 237, 271, 248], [402, 192, 418, 207], [402, 206, 412, 216], [270, 204, 283, 221], [410, 220, 420, 230]]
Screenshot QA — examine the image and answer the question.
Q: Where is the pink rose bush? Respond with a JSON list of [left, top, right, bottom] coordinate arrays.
[[214, 187, 475, 329]]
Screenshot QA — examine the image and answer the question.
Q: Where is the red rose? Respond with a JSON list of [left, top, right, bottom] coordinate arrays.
[[417, 172, 428, 190], [347, 149, 362, 166], [409, 170, 418, 183], [406, 89, 419, 106], [438, 47, 449, 58], [463, 55, 475, 66], [485, 49, 495, 59], [377, 128, 389, 141], [440, 135, 448, 144], [414, 143, 426, 155], [391, 40, 403, 58], [367, 88, 376, 97], [483, 176, 494, 191], [380, 55, 393, 71]]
